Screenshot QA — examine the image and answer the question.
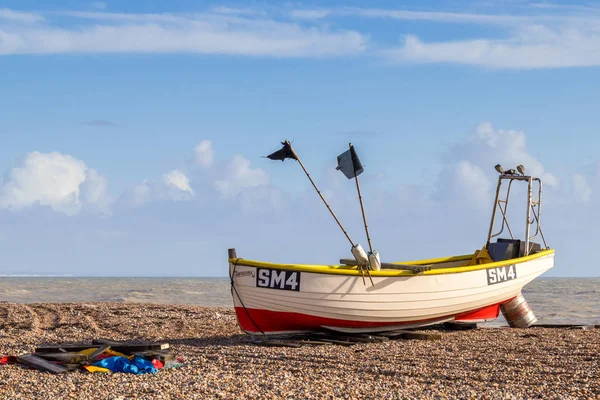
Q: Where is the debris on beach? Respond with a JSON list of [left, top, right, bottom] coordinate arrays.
[[3, 339, 185, 375], [242, 326, 454, 348], [240, 322, 600, 348]]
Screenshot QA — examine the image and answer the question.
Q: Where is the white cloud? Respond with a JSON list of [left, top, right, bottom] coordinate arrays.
[[210, 6, 265, 16], [215, 155, 269, 198], [127, 142, 268, 206], [81, 168, 113, 214], [455, 160, 492, 204], [433, 122, 557, 208], [461, 122, 557, 186], [0, 8, 44, 23], [384, 28, 600, 69], [3, 6, 599, 69], [194, 140, 214, 168], [289, 9, 332, 20], [572, 174, 592, 202], [238, 185, 287, 214], [290, 6, 587, 25], [127, 176, 194, 206], [0, 151, 111, 215], [528, 3, 600, 12], [341, 8, 527, 25], [0, 9, 367, 57], [284, 6, 600, 69], [433, 160, 492, 208], [131, 180, 152, 206], [163, 169, 194, 196]]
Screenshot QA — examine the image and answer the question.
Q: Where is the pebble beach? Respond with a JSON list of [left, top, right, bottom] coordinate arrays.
[[0, 302, 598, 400]]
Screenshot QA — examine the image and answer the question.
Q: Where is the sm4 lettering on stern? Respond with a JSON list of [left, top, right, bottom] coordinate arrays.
[[256, 268, 301, 291], [487, 265, 517, 285]]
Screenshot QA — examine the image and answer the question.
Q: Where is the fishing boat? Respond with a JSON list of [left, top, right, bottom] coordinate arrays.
[[229, 143, 554, 334]]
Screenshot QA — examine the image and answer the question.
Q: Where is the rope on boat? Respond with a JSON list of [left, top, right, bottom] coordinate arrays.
[[230, 258, 265, 335]]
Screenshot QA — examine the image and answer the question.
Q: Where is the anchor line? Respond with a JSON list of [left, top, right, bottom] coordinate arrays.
[[230, 258, 265, 335]]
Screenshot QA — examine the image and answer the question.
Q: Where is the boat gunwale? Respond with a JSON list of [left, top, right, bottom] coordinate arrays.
[[229, 249, 555, 277]]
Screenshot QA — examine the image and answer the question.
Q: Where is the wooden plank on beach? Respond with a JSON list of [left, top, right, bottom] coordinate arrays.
[[379, 330, 410, 338], [358, 334, 389, 342], [443, 322, 478, 331], [298, 340, 333, 346], [35, 344, 98, 353], [253, 339, 303, 348], [316, 338, 356, 346], [380, 330, 442, 341], [279, 333, 355, 346], [402, 331, 442, 341], [532, 324, 597, 330], [567, 325, 596, 330], [339, 259, 431, 273], [58, 363, 83, 371], [17, 354, 68, 374], [132, 350, 175, 364], [37, 340, 169, 354], [32, 352, 88, 363], [92, 339, 170, 352], [88, 344, 111, 362], [328, 334, 389, 343]]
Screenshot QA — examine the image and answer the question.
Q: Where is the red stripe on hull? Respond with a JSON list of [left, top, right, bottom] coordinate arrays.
[[455, 303, 500, 321], [234, 302, 503, 334]]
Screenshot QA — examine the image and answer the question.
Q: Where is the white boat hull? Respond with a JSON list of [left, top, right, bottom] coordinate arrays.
[[229, 251, 554, 334]]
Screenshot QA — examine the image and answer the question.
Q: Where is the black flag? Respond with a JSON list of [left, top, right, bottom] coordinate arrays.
[[266, 141, 297, 162], [336, 145, 364, 179]]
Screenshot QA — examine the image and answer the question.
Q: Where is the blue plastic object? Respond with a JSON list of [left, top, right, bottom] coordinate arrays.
[[93, 356, 158, 374]]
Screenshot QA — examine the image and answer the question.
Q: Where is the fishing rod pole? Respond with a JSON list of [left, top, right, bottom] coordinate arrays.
[[349, 143, 373, 254]]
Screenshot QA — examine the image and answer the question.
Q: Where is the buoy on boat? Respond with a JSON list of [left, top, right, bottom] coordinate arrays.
[[500, 293, 537, 328], [368, 250, 381, 271], [351, 244, 370, 267]]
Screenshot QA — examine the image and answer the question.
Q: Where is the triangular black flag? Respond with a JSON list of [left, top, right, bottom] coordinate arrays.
[[336, 145, 364, 179], [266, 141, 297, 162]]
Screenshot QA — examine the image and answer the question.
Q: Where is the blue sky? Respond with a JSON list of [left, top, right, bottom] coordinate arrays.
[[1, 0, 599, 276]]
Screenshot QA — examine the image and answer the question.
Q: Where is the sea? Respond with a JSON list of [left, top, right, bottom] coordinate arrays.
[[0, 277, 598, 327]]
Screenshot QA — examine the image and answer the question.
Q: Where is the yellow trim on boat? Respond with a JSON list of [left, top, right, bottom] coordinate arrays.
[[229, 249, 555, 277]]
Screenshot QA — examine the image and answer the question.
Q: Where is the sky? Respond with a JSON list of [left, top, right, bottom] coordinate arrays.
[[1, 0, 599, 277]]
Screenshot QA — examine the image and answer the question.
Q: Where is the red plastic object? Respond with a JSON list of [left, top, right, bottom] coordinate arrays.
[[0, 356, 17, 365], [152, 359, 164, 369], [176, 356, 184, 363]]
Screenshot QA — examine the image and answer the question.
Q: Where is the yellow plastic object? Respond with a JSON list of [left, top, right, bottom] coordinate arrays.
[[464, 246, 494, 266], [84, 365, 110, 373], [78, 348, 99, 356], [106, 349, 133, 359], [78, 347, 132, 359]]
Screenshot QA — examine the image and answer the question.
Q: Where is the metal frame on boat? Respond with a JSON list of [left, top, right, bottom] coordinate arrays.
[[487, 164, 548, 257], [229, 159, 554, 335]]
